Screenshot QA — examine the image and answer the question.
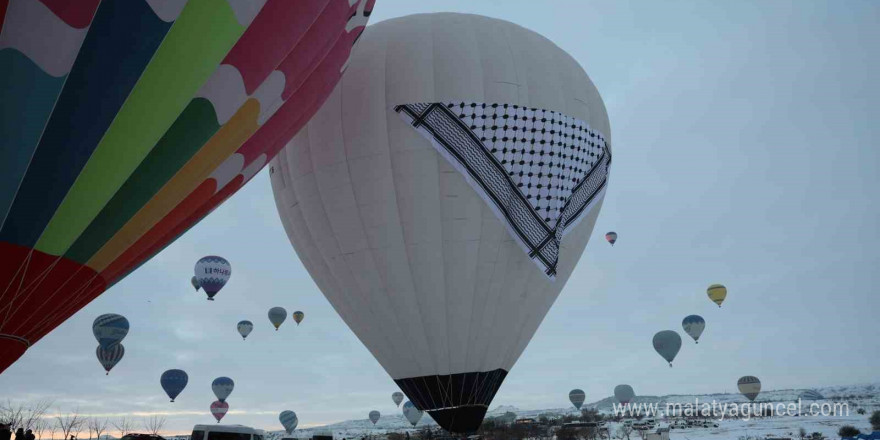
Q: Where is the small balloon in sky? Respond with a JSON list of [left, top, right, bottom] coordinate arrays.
[[194, 256, 231, 301], [605, 231, 618, 246], [160, 369, 188, 402], [652, 330, 682, 367], [268, 307, 287, 330]]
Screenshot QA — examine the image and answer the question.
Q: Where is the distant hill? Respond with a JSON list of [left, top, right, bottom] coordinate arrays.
[[280, 382, 879, 438]]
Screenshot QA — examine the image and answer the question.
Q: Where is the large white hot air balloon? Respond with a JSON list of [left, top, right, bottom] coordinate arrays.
[[270, 13, 612, 433]]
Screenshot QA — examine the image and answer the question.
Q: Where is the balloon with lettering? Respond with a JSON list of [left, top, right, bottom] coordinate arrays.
[[160, 369, 189, 402], [92, 313, 129, 349], [96, 343, 124, 375], [0, 0, 374, 374], [194, 256, 231, 300], [269, 12, 612, 434]]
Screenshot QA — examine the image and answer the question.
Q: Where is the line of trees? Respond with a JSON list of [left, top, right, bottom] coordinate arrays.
[[1, 400, 167, 440]]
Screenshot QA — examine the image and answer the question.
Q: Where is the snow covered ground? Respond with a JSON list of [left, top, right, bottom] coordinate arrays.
[[279, 383, 879, 439]]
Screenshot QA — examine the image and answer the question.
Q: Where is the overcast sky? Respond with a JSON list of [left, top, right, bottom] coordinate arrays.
[[1, 0, 878, 435]]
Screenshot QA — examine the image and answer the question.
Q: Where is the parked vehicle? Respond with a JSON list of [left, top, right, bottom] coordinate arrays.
[[191, 425, 265, 440], [121, 434, 165, 440]]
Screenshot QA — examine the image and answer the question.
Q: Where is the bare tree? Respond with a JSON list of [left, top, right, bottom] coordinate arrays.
[[88, 418, 109, 440], [112, 418, 135, 437], [22, 400, 53, 432], [56, 411, 85, 440], [614, 424, 632, 440], [0, 399, 27, 429], [33, 418, 51, 440], [142, 416, 166, 436]]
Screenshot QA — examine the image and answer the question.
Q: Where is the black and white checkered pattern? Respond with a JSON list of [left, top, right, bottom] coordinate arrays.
[[395, 102, 611, 278]]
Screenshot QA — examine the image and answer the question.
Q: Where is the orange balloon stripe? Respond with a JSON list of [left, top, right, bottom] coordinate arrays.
[[87, 99, 260, 271]]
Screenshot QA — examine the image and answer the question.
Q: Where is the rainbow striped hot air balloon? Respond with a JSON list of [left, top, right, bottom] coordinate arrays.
[[0, 0, 375, 374]]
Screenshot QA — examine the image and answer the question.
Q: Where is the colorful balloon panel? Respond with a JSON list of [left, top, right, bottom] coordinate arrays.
[[0, 0, 375, 374]]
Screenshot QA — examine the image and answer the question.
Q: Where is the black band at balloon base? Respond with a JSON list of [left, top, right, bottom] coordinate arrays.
[[427, 406, 489, 434], [395, 369, 508, 433]]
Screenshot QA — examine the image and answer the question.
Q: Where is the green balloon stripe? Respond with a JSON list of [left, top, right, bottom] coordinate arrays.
[[35, 0, 245, 256]]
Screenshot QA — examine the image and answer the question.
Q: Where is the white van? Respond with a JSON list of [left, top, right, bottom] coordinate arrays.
[[191, 425, 265, 440]]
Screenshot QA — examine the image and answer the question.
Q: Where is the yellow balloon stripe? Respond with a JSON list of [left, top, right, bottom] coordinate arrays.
[[87, 99, 262, 271]]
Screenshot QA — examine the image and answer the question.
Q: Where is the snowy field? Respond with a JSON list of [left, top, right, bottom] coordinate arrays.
[[281, 383, 879, 439]]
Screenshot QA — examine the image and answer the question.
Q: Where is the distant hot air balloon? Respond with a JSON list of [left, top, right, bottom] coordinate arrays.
[[369, 410, 380, 425], [605, 232, 618, 246], [614, 385, 635, 405], [569, 389, 586, 410], [212, 377, 234, 402], [237, 320, 253, 340], [653, 330, 682, 367], [737, 376, 761, 402], [279, 410, 298, 434], [96, 344, 124, 375], [392, 392, 404, 407], [92, 313, 129, 349], [268, 307, 287, 330], [682, 315, 705, 344], [0, 0, 374, 376], [292, 311, 304, 325], [270, 13, 612, 434], [160, 369, 188, 402], [195, 256, 231, 300], [211, 401, 229, 423], [707, 284, 727, 307], [191, 276, 201, 291], [402, 401, 423, 427]]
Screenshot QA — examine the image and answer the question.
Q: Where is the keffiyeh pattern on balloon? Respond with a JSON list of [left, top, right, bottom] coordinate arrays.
[[395, 102, 611, 278]]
